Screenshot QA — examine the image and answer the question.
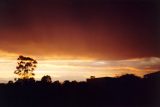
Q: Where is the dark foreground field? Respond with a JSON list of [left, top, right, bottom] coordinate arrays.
[[0, 71, 160, 107]]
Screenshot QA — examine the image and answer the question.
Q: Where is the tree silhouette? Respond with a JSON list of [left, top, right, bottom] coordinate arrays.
[[41, 75, 52, 83], [8, 80, 14, 85], [14, 55, 38, 79]]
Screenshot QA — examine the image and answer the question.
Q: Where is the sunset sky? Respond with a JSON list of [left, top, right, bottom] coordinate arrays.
[[0, 0, 159, 82]]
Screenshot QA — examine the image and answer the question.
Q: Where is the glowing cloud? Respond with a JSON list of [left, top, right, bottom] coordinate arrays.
[[0, 56, 160, 83]]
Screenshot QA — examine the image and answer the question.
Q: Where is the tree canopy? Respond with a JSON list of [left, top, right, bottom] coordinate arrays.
[[14, 55, 38, 79]]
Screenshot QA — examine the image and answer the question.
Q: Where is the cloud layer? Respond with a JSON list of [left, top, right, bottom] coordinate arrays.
[[0, 57, 160, 82], [0, 0, 159, 60]]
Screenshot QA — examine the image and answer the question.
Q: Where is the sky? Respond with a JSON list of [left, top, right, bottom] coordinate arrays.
[[0, 0, 159, 82]]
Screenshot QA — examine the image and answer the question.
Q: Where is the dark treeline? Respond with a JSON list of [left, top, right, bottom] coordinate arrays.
[[0, 71, 160, 107]]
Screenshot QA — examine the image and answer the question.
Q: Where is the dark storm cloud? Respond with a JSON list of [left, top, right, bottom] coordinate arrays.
[[0, 0, 159, 59]]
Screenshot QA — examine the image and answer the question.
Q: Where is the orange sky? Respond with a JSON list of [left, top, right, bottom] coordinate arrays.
[[0, 0, 159, 82], [0, 0, 159, 60]]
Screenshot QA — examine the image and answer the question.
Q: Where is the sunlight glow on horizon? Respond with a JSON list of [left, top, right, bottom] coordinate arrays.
[[0, 55, 160, 83]]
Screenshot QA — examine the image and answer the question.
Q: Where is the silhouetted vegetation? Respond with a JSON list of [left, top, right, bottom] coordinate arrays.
[[41, 75, 52, 83], [14, 55, 37, 80], [0, 71, 159, 107], [0, 56, 159, 107]]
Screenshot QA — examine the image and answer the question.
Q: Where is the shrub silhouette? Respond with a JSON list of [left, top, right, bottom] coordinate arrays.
[[119, 74, 141, 81], [41, 75, 52, 83], [14, 55, 38, 80], [15, 77, 36, 86], [1, 71, 160, 107]]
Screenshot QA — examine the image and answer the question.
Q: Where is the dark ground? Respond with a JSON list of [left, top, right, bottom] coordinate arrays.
[[0, 72, 160, 107]]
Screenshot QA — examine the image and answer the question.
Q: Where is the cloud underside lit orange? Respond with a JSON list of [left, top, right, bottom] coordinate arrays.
[[0, 0, 159, 82], [0, 0, 159, 60], [0, 51, 159, 82]]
